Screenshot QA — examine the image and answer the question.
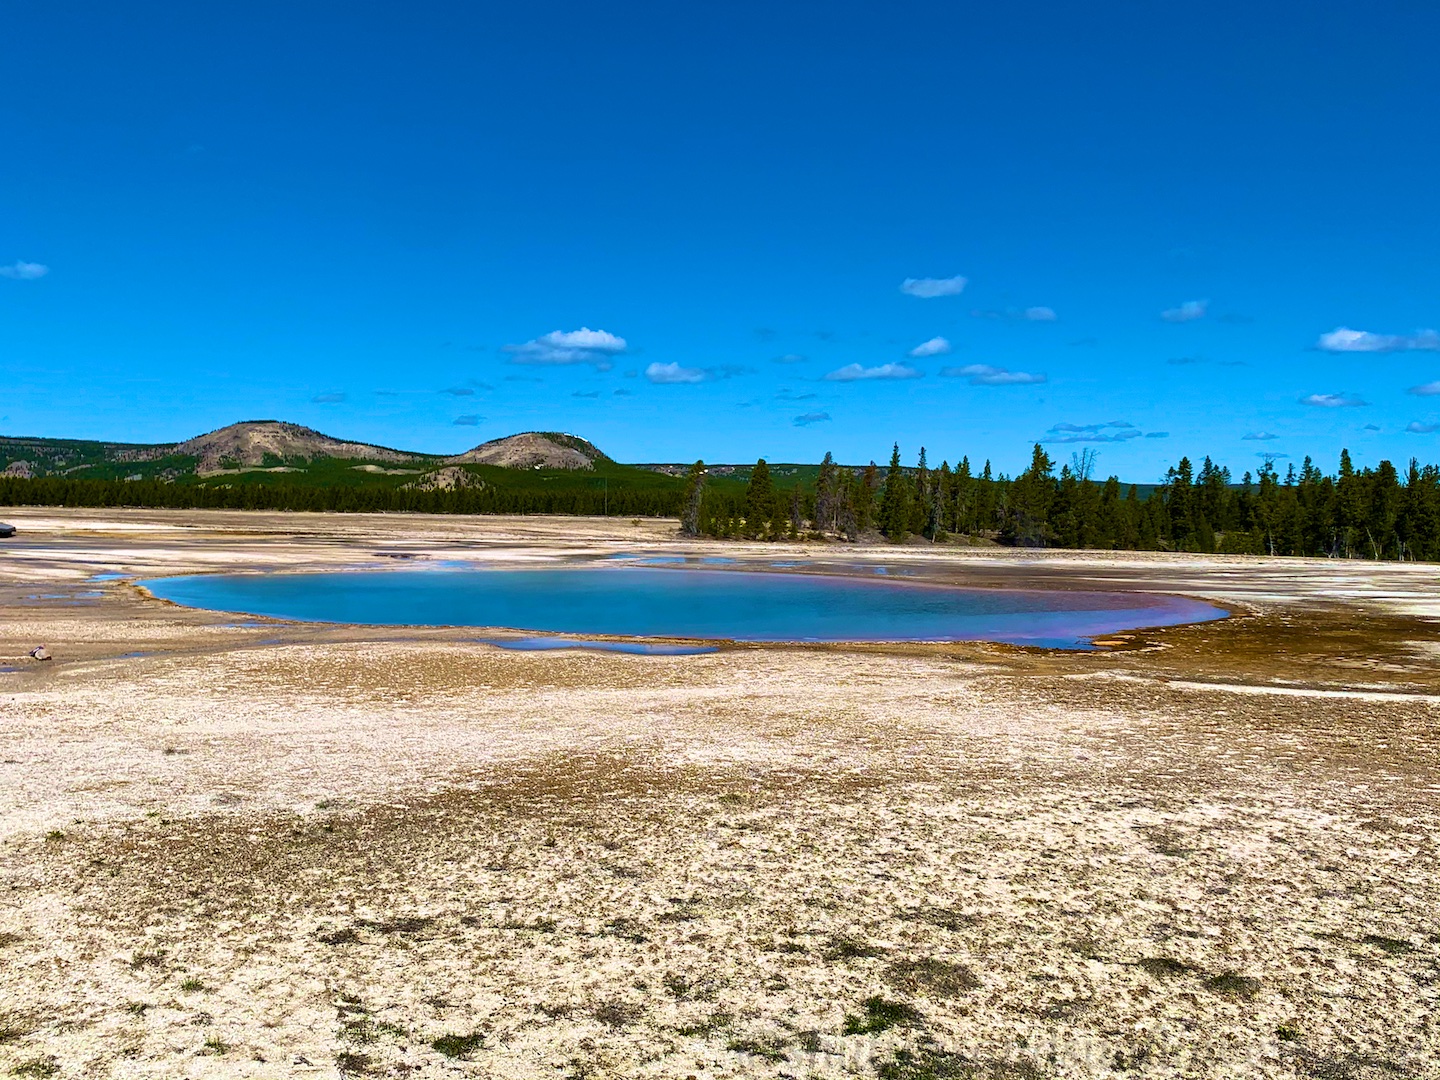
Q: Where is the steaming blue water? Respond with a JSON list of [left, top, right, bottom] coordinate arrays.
[[142, 566, 1225, 649]]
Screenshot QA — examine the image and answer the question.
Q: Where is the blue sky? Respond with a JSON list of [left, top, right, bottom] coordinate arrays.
[[4, 1, 1439, 478]]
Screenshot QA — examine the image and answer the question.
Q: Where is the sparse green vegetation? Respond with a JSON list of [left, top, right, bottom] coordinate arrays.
[[431, 1030, 485, 1058], [825, 936, 886, 960], [1204, 972, 1261, 998], [886, 957, 981, 996], [199, 1035, 229, 1055], [602, 916, 648, 942], [843, 996, 923, 1035], [727, 1034, 788, 1062], [9, 1058, 58, 1078], [338, 1016, 377, 1044], [662, 973, 718, 1001], [335, 1051, 373, 1075], [675, 1009, 734, 1037], [592, 1001, 644, 1029], [179, 977, 205, 992], [363, 915, 433, 934], [1361, 934, 1412, 954], [879, 1046, 1048, 1079], [877, 1046, 977, 1079], [1137, 956, 1194, 978]]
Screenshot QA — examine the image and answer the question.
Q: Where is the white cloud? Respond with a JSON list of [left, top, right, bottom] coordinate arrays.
[[504, 327, 627, 367], [1043, 420, 1141, 444], [1160, 299, 1208, 323], [0, 261, 49, 280], [645, 362, 705, 384], [824, 362, 922, 382], [453, 414, 482, 426], [1318, 327, 1440, 353], [1410, 381, 1440, 396], [941, 363, 1046, 386], [1301, 392, 1367, 408], [907, 336, 952, 358], [793, 411, 831, 426], [543, 327, 625, 351], [900, 275, 967, 298], [1242, 431, 1279, 441], [972, 306, 1059, 322], [1406, 421, 1440, 434], [772, 353, 807, 364], [311, 392, 346, 404], [1050, 421, 1136, 434]]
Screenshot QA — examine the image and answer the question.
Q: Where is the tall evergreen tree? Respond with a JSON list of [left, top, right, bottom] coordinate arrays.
[[1005, 444, 1055, 546], [877, 443, 911, 542], [814, 451, 842, 534], [744, 459, 775, 539], [679, 460, 706, 537]]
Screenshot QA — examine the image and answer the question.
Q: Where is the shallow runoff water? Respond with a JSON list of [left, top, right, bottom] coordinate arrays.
[[141, 566, 1226, 650]]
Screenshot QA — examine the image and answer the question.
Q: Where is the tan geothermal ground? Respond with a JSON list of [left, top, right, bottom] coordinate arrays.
[[0, 509, 1437, 1079]]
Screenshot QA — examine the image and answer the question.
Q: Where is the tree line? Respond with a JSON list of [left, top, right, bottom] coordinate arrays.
[[8, 442, 1440, 560], [0, 475, 684, 517], [683, 444, 1440, 560]]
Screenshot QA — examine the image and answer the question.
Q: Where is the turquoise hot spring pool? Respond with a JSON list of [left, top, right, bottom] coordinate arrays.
[[140, 566, 1227, 650]]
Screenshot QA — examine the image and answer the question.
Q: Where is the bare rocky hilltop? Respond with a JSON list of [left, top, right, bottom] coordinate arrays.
[[445, 431, 607, 470], [176, 421, 420, 472]]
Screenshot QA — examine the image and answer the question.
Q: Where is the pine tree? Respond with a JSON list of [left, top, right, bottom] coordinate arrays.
[[814, 451, 841, 534], [934, 461, 952, 539], [910, 447, 931, 536], [854, 462, 881, 533], [877, 443, 911, 542], [744, 459, 775, 539], [679, 460, 706, 537], [1006, 444, 1055, 546]]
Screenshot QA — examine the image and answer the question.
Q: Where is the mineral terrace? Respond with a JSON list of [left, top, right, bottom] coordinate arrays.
[[0, 509, 1436, 1079]]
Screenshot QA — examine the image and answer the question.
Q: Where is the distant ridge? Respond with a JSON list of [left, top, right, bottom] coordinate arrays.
[[446, 431, 609, 471], [176, 421, 420, 472], [0, 422, 624, 481]]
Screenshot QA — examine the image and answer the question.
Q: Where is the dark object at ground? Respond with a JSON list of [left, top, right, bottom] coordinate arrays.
[[0, 523, 15, 538], [28, 646, 50, 661]]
